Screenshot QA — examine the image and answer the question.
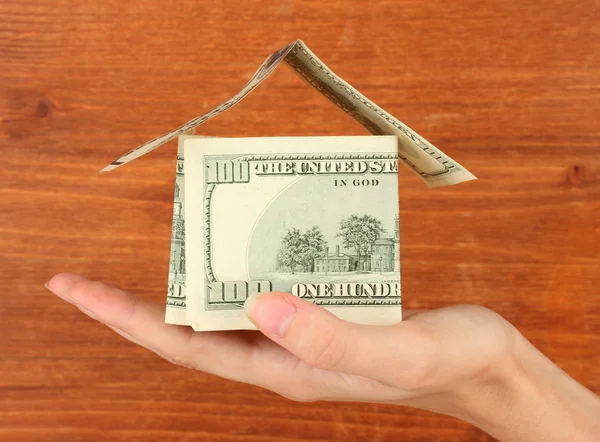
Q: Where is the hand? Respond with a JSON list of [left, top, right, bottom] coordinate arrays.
[[46, 273, 600, 441]]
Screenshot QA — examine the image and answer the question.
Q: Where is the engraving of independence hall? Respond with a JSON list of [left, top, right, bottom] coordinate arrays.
[[314, 215, 400, 274], [275, 214, 400, 277]]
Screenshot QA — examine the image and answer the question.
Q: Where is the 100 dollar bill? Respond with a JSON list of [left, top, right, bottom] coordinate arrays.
[[102, 40, 475, 189], [182, 136, 401, 331], [165, 140, 187, 325]]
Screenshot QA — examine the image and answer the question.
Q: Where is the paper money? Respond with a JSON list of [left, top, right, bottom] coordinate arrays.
[[181, 135, 402, 331], [165, 140, 187, 325], [101, 40, 476, 189]]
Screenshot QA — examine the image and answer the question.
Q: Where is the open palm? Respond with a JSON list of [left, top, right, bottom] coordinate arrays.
[[47, 273, 518, 417]]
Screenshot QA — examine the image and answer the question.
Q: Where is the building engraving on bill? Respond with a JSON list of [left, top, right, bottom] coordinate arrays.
[[314, 215, 400, 274]]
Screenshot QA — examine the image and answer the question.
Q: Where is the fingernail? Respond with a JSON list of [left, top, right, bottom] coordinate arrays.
[[45, 281, 75, 305], [244, 294, 297, 337]]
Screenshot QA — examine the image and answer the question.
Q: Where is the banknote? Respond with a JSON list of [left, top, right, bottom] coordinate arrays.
[[165, 140, 187, 325], [183, 135, 402, 331], [101, 40, 476, 189]]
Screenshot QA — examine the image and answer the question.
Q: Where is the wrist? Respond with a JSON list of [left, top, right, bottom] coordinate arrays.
[[455, 331, 600, 441]]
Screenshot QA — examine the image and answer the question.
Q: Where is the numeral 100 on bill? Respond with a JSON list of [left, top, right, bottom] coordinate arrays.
[[206, 160, 250, 183], [208, 280, 272, 304]]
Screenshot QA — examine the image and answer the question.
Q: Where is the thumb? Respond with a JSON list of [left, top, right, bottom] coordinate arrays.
[[244, 292, 436, 387]]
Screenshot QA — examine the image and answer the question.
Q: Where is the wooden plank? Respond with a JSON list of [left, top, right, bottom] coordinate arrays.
[[1, 0, 598, 440]]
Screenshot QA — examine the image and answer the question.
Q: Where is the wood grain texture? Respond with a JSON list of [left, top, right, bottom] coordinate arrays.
[[1, 0, 599, 440]]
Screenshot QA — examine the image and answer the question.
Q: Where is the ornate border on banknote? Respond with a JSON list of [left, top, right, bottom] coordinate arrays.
[[167, 153, 187, 310]]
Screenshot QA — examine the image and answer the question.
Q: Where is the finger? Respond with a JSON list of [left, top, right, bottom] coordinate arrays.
[[99, 280, 120, 289], [45, 274, 311, 391], [46, 274, 419, 402], [45, 273, 87, 305], [47, 273, 197, 353], [47, 274, 256, 376], [244, 292, 438, 388]]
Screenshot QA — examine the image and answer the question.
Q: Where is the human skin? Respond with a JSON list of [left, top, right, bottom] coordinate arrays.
[[47, 273, 600, 441]]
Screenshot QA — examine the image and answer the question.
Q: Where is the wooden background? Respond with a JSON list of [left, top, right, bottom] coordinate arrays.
[[1, 0, 599, 440]]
